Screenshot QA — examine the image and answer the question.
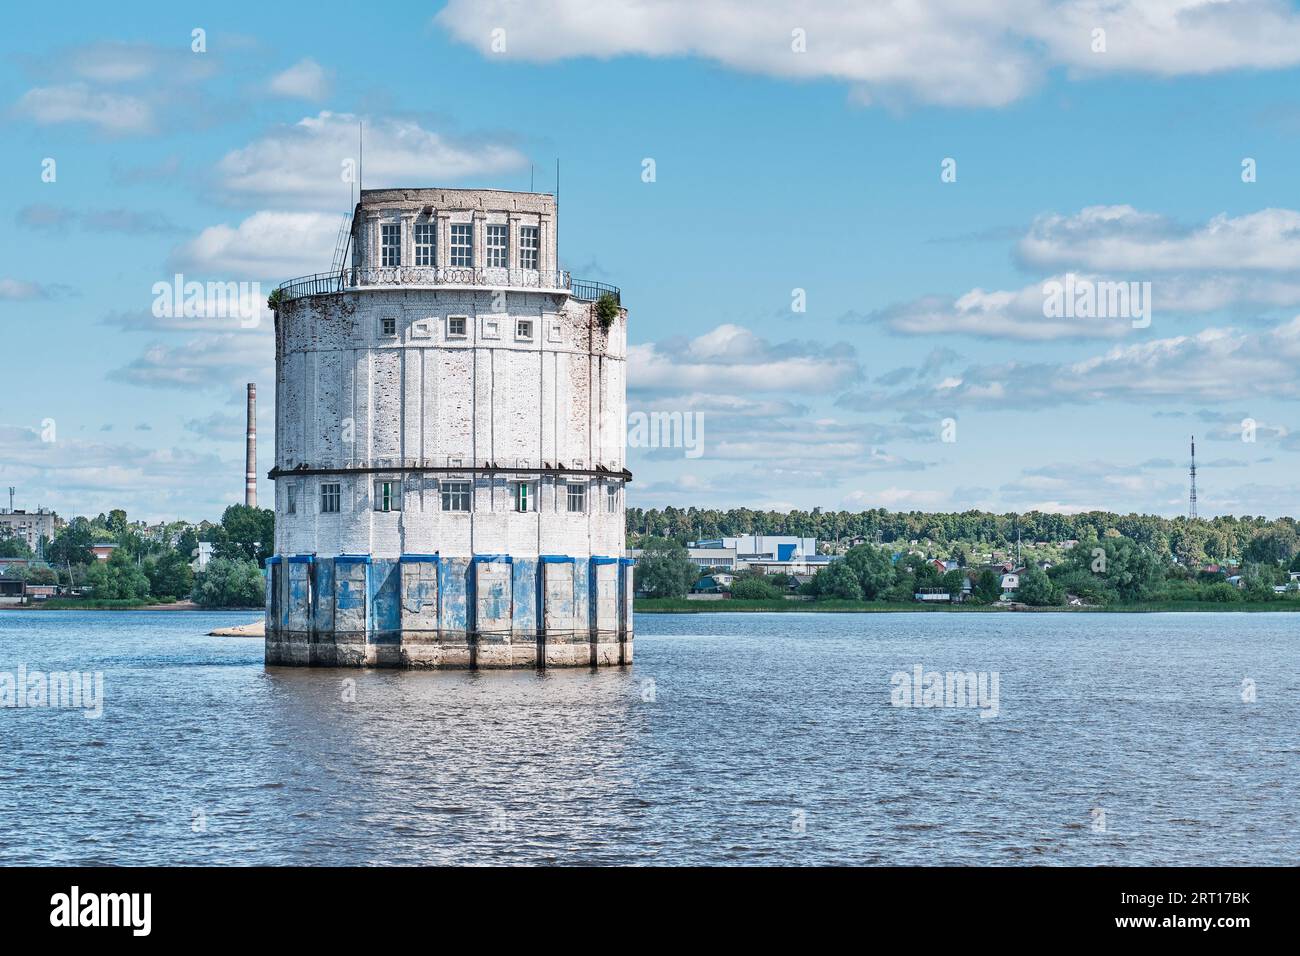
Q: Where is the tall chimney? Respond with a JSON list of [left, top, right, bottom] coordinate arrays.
[[245, 383, 257, 508]]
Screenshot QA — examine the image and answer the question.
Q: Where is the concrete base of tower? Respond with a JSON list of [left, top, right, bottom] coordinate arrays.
[[264, 554, 634, 669]]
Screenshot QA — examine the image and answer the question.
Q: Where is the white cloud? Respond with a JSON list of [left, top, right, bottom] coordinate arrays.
[[0, 423, 246, 522], [14, 83, 153, 133], [1020, 206, 1300, 271], [215, 111, 527, 209], [267, 58, 331, 100], [171, 210, 339, 279], [629, 323, 860, 394], [437, 0, 1300, 108], [850, 316, 1300, 409], [0, 278, 55, 301], [109, 332, 273, 391]]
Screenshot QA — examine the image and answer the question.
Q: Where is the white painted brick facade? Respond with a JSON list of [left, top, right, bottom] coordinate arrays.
[[272, 189, 627, 562]]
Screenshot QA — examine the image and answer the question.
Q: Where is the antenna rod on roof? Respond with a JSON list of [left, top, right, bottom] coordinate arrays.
[[358, 119, 364, 195]]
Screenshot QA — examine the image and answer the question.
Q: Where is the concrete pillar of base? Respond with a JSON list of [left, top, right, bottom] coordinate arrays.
[[592, 559, 620, 666], [542, 558, 577, 667], [399, 555, 440, 666], [474, 558, 514, 668], [333, 556, 369, 666]]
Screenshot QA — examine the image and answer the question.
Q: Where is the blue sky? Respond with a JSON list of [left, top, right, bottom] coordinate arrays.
[[5, 0, 1300, 522]]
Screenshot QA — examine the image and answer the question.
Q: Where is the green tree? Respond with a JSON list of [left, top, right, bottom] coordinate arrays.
[[208, 505, 275, 565], [634, 537, 696, 599], [812, 561, 863, 600], [192, 557, 266, 608], [85, 549, 151, 600], [1016, 564, 1062, 606], [46, 518, 95, 567], [731, 576, 783, 600], [1243, 527, 1297, 566], [843, 544, 895, 599], [0, 535, 33, 558], [972, 569, 1002, 603], [146, 549, 195, 601]]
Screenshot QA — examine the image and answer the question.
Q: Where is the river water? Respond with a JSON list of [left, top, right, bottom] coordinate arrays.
[[0, 610, 1295, 865]]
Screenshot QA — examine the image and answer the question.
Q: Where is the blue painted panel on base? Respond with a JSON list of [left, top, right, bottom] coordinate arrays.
[[511, 558, 539, 635], [369, 558, 401, 643], [439, 557, 470, 633]]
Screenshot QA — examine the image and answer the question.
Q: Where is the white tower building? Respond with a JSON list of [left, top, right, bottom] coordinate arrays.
[[265, 188, 631, 668]]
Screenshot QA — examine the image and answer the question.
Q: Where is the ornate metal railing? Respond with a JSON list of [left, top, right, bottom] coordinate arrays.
[[277, 267, 619, 305], [569, 279, 621, 304]]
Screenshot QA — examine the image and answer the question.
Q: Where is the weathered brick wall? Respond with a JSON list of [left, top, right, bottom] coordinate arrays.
[[274, 288, 626, 561]]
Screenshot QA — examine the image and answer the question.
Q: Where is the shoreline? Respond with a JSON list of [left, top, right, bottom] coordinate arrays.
[[634, 598, 1300, 614]]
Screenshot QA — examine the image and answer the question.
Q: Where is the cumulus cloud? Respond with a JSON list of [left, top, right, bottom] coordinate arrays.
[[437, 0, 1300, 108], [109, 332, 273, 391], [267, 58, 331, 100], [17, 203, 181, 235], [0, 422, 244, 520], [839, 317, 1300, 410], [215, 111, 527, 209], [14, 82, 153, 133], [170, 210, 339, 279], [1019, 205, 1300, 272], [628, 323, 861, 395]]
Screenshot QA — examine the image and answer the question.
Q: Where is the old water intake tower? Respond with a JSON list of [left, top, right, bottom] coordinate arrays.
[[265, 188, 631, 667]]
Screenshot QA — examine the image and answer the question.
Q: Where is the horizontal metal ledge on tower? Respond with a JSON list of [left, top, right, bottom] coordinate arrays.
[[275, 268, 620, 305], [267, 463, 633, 483]]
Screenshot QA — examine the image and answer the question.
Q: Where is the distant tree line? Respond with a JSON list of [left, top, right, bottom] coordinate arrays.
[[627, 506, 1300, 567], [1, 504, 272, 608]]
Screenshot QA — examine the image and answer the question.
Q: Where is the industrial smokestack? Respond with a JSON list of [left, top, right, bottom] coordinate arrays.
[[245, 383, 257, 508]]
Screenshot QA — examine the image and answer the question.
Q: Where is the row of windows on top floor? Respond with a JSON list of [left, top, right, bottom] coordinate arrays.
[[378, 222, 539, 269], [287, 479, 620, 516]]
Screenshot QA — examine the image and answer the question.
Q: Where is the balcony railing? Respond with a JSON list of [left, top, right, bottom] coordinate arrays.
[[276, 267, 621, 305]]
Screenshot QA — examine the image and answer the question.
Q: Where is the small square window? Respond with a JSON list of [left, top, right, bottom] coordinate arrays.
[[566, 482, 586, 514], [321, 483, 341, 514], [380, 316, 397, 337], [441, 480, 471, 512], [516, 318, 533, 340], [373, 480, 402, 512], [447, 315, 467, 338]]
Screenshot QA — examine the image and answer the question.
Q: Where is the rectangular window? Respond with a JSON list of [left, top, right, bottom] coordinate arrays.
[[414, 222, 435, 266], [566, 482, 586, 514], [450, 223, 473, 267], [374, 480, 402, 512], [441, 480, 471, 512], [515, 318, 533, 340], [514, 482, 531, 513], [605, 483, 618, 513], [519, 226, 539, 270], [321, 483, 341, 514], [447, 315, 467, 338], [381, 222, 401, 267], [486, 224, 508, 268], [286, 484, 298, 515], [380, 316, 396, 336]]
